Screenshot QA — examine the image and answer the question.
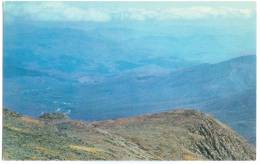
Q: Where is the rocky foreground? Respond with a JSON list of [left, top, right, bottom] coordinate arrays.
[[2, 109, 255, 160]]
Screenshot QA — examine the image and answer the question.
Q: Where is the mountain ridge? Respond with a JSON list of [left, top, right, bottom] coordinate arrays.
[[3, 108, 255, 160]]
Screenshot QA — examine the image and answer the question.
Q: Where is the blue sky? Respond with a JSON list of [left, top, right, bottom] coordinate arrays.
[[4, 1, 256, 22], [3, 1, 256, 64]]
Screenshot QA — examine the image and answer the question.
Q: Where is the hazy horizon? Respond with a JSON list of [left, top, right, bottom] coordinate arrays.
[[3, 1, 256, 143]]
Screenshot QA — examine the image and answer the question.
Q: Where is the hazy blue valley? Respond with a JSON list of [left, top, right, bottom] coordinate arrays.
[[3, 2, 256, 146]]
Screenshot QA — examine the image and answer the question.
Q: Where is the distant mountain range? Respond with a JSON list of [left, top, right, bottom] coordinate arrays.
[[3, 55, 256, 144]]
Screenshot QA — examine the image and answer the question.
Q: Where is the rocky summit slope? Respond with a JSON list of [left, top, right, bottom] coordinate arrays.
[[2, 109, 255, 160]]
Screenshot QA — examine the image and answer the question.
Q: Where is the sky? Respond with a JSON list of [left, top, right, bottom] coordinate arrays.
[[4, 1, 256, 23], [3, 1, 256, 63]]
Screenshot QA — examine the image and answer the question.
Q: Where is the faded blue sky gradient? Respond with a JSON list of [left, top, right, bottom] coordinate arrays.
[[4, 1, 256, 22], [3, 1, 256, 63]]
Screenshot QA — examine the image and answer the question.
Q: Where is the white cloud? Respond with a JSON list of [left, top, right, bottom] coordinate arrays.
[[111, 7, 254, 21], [4, 2, 111, 22], [4, 2, 255, 23]]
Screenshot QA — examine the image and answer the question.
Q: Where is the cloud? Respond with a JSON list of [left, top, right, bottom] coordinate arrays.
[[111, 7, 254, 21], [4, 2, 255, 23], [4, 2, 111, 22]]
